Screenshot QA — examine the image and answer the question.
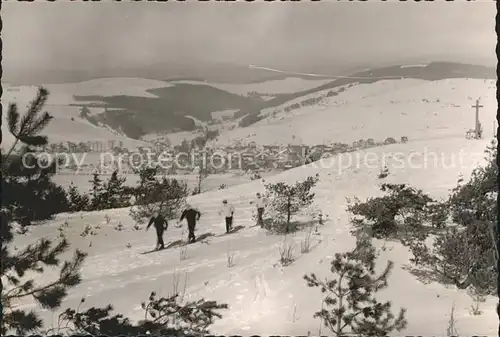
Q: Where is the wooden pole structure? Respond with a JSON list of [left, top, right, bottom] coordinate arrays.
[[472, 98, 483, 139]]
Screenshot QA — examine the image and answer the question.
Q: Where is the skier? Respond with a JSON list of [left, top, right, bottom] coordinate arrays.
[[146, 211, 168, 250], [250, 192, 266, 228], [179, 204, 201, 243], [218, 199, 235, 234]]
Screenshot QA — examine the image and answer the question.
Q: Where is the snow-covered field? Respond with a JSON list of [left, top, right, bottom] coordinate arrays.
[[211, 78, 496, 146], [170, 77, 334, 97], [12, 136, 497, 336]]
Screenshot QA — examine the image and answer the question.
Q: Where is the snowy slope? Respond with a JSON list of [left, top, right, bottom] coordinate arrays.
[[2, 83, 152, 150], [11, 136, 496, 336], [2, 78, 172, 106], [211, 78, 496, 146]]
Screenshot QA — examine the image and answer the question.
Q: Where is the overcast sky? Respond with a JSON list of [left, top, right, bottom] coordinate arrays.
[[3, 1, 496, 73]]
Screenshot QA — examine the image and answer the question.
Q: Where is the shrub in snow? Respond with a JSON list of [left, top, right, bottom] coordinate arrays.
[[384, 137, 397, 145], [408, 141, 497, 296], [264, 174, 319, 234], [304, 237, 407, 336], [114, 222, 124, 231], [377, 166, 390, 179], [250, 172, 262, 181], [347, 183, 443, 240]]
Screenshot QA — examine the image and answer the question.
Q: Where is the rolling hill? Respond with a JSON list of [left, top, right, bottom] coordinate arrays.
[[209, 77, 496, 146], [3, 62, 494, 144], [231, 61, 496, 120]]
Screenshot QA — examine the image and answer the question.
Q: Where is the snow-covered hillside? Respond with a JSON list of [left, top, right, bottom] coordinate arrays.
[[11, 136, 496, 336], [3, 78, 172, 103], [2, 81, 155, 150], [211, 78, 496, 146], [170, 77, 334, 97], [0, 103, 148, 150]]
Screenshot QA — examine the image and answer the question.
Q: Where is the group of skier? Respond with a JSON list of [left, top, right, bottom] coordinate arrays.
[[146, 193, 267, 250]]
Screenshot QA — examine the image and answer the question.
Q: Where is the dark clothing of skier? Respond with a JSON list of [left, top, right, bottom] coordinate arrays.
[[225, 216, 233, 233], [180, 206, 201, 243], [146, 214, 168, 249]]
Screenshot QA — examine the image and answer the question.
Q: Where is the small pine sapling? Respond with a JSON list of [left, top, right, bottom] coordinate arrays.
[[304, 237, 407, 336], [378, 166, 390, 179], [265, 174, 319, 233]]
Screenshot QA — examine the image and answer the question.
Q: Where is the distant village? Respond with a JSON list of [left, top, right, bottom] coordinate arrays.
[[39, 135, 407, 175]]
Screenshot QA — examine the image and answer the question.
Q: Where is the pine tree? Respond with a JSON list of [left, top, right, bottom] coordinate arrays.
[[130, 166, 188, 223], [264, 174, 319, 233], [304, 238, 407, 336], [102, 170, 129, 209], [67, 182, 90, 212], [2, 87, 70, 222], [1, 88, 87, 334], [89, 172, 105, 211], [51, 292, 228, 336], [130, 167, 189, 223]]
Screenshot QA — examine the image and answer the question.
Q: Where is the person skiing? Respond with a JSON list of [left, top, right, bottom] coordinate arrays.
[[146, 211, 168, 250], [218, 199, 235, 234], [179, 204, 201, 243], [250, 192, 266, 228]]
